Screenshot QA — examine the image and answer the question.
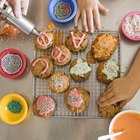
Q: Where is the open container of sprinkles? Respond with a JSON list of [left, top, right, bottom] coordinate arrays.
[[48, 0, 77, 23], [0, 49, 27, 79], [0, 93, 28, 125], [121, 11, 140, 41]]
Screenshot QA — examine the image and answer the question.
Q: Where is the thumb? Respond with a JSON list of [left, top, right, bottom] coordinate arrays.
[[119, 100, 129, 109]]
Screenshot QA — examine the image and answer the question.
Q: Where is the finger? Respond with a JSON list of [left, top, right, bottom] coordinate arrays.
[[81, 10, 88, 32], [21, 0, 29, 15], [99, 92, 113, 103], [0, 0, 6, 8], [86, 9, 94, 33], [93, 7, 101, 30], [99, 97, 119, 107], [106, 82, 113, 90], [98, 1, 109, 14], [119, 99, 129, 109], [104, 86, 113, 93], [74, 9, 80, 27], [13, 0, 22, 18]]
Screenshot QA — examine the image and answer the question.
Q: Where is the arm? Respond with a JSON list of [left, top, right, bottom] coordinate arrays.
[[74, 0, 108, 33], [98, 49, 140, 108]]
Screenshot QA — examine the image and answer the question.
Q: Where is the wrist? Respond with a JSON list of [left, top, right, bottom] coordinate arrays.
[[126, 74, 140, 89]]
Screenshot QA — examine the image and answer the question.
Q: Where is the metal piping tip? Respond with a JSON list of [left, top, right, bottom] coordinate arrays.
[[32, 29, 40, 36]]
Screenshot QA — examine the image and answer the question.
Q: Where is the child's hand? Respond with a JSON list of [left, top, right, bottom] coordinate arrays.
[[0, 0, 29, 18], [98, 76, 139, 108], [74, 0, 108, 33]]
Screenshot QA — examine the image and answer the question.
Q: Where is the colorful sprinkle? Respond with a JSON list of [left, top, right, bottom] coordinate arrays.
[[102, 60, 119, 80], [70, 58, 92, 77], [67, 88, 83, 108], [7, 100, 22, 114], [54, 2, 72, 19], [1, 54, 22, 74], [36, 96, 55, 116]]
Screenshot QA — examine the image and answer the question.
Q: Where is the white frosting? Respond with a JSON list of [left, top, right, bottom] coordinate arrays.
[[124, 14, 140, 38]]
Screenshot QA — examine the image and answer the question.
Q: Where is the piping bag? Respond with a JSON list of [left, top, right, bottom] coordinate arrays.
[[0, 5, 40, 36]]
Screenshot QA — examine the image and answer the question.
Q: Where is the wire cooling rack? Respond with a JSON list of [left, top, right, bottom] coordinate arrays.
[[33, 30, 121, 119]]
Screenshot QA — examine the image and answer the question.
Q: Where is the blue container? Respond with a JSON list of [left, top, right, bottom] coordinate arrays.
[[48, 0, 77, 23]]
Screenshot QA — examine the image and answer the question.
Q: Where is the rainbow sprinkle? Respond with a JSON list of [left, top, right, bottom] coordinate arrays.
[[7, 100, 22, 114], [54, 1, 72, 19]]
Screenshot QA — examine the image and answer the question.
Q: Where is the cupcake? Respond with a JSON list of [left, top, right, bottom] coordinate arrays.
[[99, 103, 120, 118], [65, 30, 88, 52], [97, 60, 119, 84], [69, 58, 92, 82], [64, 87, 90, 113], [35, 29, 53, 50], [51, 46, 71, 66], [33, 95, 56, 118], [91, 33, 119, 61], [48, 72, 70, 93], [31, 56, 53, 79]]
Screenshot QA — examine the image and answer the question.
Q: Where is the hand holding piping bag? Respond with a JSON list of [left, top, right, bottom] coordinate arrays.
[[0, 0, 30, 18], [74, 0, 109, 33]]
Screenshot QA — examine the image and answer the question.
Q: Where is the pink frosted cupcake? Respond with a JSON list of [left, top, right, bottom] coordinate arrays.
[[33, 95, 56, 118]]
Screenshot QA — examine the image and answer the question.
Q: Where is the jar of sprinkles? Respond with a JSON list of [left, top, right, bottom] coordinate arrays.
[[121, 11, 140, 41], [0, 49, 26, 78]]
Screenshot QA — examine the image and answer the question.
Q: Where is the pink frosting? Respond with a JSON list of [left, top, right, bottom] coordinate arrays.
[[36, 96, 55, 116], [70, 31, 85, 49], [37, 32, 51, 48], [68, 88, 83, 108], [33, 58, 48, 74], [51, 46, 68, 63]]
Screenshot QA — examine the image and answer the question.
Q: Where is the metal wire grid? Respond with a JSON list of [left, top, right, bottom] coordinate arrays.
[[33, 30, 121, 118]]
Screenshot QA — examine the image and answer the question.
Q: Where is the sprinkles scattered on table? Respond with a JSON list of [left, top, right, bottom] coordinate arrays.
[[54, 1, 72, 19], [7, 100, 22, 114], [1, 54, 22, 75]]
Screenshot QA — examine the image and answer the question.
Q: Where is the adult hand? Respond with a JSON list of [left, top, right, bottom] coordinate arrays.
[[74, 0, 109, 33], [98, 76, 139, 108], [0, 0, 29, 18]]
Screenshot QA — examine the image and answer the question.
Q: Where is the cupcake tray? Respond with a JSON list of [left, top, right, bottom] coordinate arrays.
[[33, 30, 121, 119]]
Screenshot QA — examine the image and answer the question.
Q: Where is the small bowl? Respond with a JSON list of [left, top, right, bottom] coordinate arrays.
[[0, 93, 28, 125], [48, 0, 77, 23], [109, 110, 140, 139], [0, 48, 27, 79], [121, 11, 140, 41]]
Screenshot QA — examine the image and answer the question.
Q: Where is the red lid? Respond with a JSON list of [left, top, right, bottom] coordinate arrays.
[[0, 48, 27, 79], [121, 11, 140, 41]]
